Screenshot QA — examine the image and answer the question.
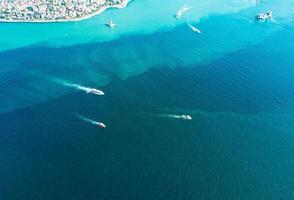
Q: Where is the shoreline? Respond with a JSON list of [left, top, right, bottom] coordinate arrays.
[[0, 0, 129, 23]]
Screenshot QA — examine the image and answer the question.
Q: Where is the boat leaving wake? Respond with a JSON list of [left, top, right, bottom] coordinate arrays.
[[154, 114, 192, 120], [187, 23, 201, 34], [53, 78, 104, 96], [75, 113, 106, 128], [175, 6, 193, 19]]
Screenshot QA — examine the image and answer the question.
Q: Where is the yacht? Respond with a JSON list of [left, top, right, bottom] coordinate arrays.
[[256, 11, 272, 21]]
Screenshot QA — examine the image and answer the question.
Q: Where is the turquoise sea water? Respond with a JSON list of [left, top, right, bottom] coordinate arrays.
[[1, 0, 294, 199]]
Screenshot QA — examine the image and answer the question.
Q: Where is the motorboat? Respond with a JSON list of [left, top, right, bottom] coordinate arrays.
[[96, 122, 106, 128], [85, 88, 104, 95], [75, 113, 106, 128], [175, 7, 192, 19], [187, 24, 201, 34], [181, 115, 192, 120], [176, 8, 184, 19]]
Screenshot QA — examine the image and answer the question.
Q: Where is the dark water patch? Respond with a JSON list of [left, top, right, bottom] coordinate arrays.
[[1, 14, 294, 200], [1, 34, 294, 198]]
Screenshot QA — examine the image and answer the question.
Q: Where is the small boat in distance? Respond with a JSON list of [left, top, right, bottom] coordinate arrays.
[[51, 78, 104, 96], [154, 114, 192, 120], [106, 19, 116, 28], [76, 114, 106, 128], [256, 11, 272, 21], [187, 23, 201, 34], [84, 88, 104, 95], [96, 122, 106, 128], [181, 115, 192, 120], [175, 6, 192, 19]]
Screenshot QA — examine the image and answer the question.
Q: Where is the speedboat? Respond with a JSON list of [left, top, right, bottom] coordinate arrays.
[[175, 7, 192, 19], [175, 9, 184, 19], [256, 11, 272, 21], [181, 115, 192, 120], [85, 88, 104, 95], [75, 113, 106, 128], [96, 122, 106, 128], [106, 19, 116, 28], [187, 24, 201, 34]]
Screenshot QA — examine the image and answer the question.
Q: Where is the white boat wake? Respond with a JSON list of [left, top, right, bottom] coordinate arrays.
[[154, 114, 192, 120], [257, 17, 280, 24], [75, 113, 106, 128], [53, 78, 104, 96], [270, 18, 279, 24]]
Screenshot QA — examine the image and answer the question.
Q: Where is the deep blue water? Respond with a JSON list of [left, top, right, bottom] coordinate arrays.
[[1, 9, 294, 200]]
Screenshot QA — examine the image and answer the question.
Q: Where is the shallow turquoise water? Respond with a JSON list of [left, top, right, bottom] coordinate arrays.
[[1, 0, 294, 199], [1, 0, 291, 52]]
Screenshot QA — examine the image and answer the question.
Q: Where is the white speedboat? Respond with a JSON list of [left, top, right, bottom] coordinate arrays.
[[96, 122, 106, 128], [106, 19, 117, 28], [175, 8, 184, 19], [76, 114, 106, 128], [85, 88, 104, 95], [181, 115, 192, 120], [256, 11, 272, 21], [187, 24, 201, 34], [175, 7, 192, 19]]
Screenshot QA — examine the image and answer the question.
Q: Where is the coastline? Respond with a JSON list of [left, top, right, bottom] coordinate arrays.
[[0, 0, 129, 23]]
